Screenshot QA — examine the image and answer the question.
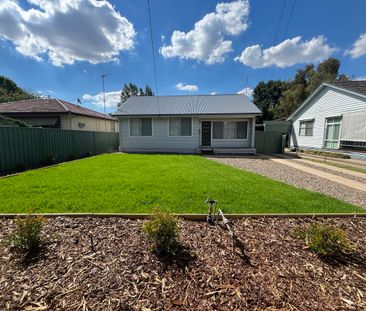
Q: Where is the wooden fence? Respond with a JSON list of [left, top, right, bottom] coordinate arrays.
[[0, 127, 119, 172]]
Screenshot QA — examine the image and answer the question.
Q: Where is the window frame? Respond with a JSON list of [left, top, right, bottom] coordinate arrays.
[[323, 116, 342, 149], [128, 117, 153, 137], [299, 119, 314, 136], [212, 120, 249, 140], [168, 117, 193, 137]]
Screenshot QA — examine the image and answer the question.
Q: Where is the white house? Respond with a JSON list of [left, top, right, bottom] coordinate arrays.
[[288, 81, 366, 152], [112, 94, 262, 154]]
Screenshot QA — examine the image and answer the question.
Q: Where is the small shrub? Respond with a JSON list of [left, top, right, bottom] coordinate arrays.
[[143, 210, 179, 254], [8, 215, 45, 254], [295, 224, 351, 258]]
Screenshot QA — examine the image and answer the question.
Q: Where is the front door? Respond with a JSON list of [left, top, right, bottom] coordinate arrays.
[[201, 121, 211, 146]]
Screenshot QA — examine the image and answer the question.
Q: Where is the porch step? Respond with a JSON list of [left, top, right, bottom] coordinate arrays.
[[213, 148, 256, 155], [199, 147, 256, 155]]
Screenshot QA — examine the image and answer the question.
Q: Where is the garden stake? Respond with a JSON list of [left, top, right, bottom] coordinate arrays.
[[205, 198, 218, 224]]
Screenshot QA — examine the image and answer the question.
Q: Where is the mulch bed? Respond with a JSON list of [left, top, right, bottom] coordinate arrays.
[[0, 217, 365, 310]]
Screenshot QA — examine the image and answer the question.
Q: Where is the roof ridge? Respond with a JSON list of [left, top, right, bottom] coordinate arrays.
[[55, 99, 70, 112]]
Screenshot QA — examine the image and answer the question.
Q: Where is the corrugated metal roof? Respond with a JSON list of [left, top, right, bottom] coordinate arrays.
[[112, 94, 262, 116]]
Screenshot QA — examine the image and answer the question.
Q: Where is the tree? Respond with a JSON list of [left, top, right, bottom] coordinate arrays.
[[252, 80, 289, 122], [0, 76, 36, 104], [272, 57, 349, 119], [119, 83, 154, 107]]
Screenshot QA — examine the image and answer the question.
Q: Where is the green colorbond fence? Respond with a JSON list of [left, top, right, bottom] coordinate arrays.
[[255, 130, 284, 154], [0, 127, 119, 172]]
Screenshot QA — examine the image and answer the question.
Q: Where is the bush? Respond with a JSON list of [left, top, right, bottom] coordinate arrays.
[[8, 215, 45, 254], [295, 224, 351, 258], [143, 210, 179, 254]]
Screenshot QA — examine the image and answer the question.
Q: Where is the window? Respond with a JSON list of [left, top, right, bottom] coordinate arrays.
[[169, 117, 192, 136], [324, 116, 342, 149], [299, 120, 314, 136], [212, 121, 248, 139], [130, 118, 152, 136]]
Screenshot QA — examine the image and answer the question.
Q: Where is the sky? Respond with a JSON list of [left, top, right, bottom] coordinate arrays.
[[0, 0, 365, 113]]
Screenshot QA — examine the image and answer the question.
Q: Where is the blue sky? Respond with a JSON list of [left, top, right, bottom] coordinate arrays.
[[0, 0, 365, 113]]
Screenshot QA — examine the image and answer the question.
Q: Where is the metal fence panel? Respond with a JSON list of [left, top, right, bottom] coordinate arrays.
[[0, 127, 119, 172], [255, 130, 283, 154]]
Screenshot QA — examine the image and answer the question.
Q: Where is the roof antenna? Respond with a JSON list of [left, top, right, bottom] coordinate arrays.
[[101, 73, 110, 128]]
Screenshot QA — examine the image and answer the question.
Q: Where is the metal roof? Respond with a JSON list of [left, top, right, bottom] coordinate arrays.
[[112, 94, 262, 116], [0, 98, 117, 121]]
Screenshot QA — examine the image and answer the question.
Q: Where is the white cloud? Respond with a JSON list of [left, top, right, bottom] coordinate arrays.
[[176, 83, 199, 92], [354, 76, 366, 81], [210, 92, 217, 95], [0, 0, 135, 66], [82, 91, 121, 108], [237, 87, 253, 98], [160, 0, 249, 64], [346, 33, 366, 58], [235, 36, 336, 68]]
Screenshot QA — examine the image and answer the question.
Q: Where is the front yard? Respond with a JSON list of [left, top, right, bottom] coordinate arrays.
[[0, 154, 362, 214]]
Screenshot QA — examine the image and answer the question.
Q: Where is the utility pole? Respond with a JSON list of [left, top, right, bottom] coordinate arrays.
[[101, 74, 109, 131]]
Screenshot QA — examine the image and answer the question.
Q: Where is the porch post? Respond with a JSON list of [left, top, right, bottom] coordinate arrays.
[[251, 117, 256, 148]]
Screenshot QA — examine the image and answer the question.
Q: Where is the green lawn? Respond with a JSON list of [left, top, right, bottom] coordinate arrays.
[[0, 154, 363, 214]]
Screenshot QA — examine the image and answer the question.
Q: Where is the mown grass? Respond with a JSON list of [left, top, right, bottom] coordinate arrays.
[[0, 154, 363, 214]]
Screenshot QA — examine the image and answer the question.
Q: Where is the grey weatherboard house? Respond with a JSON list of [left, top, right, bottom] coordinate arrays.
[[113, 94, 262, 154]]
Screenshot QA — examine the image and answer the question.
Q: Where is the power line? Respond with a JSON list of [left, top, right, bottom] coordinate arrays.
[[147, 0, 159, 96], [284, 0, 296, 38], [270, 0, 297, 80]]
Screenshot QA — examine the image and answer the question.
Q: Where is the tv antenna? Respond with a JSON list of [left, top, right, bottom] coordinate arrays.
[[101, 74, 110, 130]]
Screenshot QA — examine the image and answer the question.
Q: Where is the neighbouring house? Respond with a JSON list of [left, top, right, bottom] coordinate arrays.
[[112, 94, 262, 154], [0, 98, 118, 132], [288, 81, 366, 152]]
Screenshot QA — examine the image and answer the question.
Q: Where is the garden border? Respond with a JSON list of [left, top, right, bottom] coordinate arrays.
[[0, 213, 365, 219]]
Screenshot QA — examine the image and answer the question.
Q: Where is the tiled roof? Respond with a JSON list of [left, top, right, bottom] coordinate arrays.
[[0, 98, 116, 121], [328, 81, 366, 97], [113, 94, 261, 116]]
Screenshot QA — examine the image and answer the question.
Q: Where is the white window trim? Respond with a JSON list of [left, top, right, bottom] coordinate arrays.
[[128, 117, 153, 137], [211, 120, 249, 140], [323, 116, 342, 149], [299, 119, 314, 136], [167, 117, 193, 137]]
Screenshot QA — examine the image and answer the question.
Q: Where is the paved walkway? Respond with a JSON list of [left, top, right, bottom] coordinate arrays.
[[291, 157, 366, 179], [269, 157, 366, 193]]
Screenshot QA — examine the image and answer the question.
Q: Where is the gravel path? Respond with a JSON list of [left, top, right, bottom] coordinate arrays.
[[208, 156, 366, 208]]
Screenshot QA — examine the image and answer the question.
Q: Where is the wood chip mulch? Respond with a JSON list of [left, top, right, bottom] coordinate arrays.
[[0, 217, 365, 311]]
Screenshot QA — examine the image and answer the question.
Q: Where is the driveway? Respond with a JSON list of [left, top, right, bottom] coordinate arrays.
[[208, 155, 366, 208]]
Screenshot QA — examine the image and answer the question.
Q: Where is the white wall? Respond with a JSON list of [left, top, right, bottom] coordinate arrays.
[[290, 87, 366, 149], [118, 116, 254, 153], [60, 115, 118, 132]]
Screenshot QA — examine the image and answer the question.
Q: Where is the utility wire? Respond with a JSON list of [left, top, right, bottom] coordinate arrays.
[[284, 0, 296, 39], [147, 0, 160, 114], [264, 0, 287, 81], [269, 0, 297, 80]]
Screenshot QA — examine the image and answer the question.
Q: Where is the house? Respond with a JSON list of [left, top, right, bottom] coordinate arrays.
[[288, 81, 366, 152], [112, 94, 262, 154], [0, 98, 118, 132]]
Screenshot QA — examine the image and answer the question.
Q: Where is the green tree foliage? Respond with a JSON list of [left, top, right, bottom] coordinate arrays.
[[0, 76, 36, 104], [119, 83, 154, 107], [252, 80, 289, 122], [253, 58, 349, 121]]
